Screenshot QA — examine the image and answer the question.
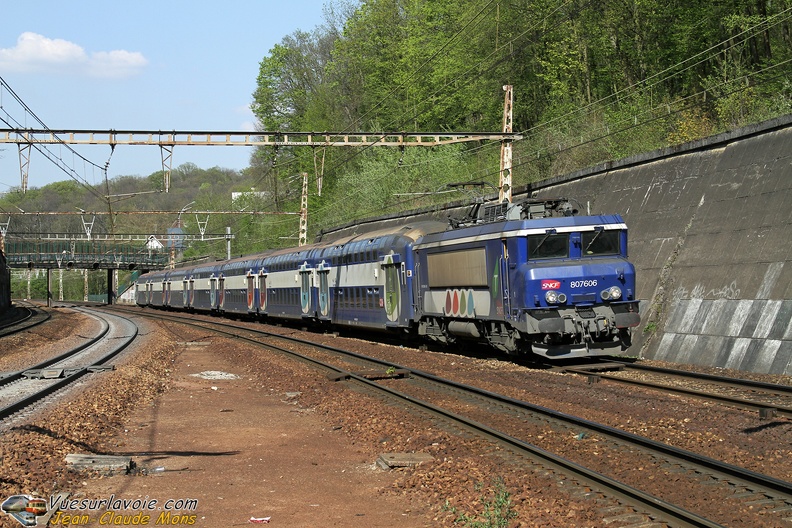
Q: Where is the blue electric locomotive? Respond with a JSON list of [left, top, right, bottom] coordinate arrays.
[[412, 199, 639, 357], [135, 198, 639, 359]]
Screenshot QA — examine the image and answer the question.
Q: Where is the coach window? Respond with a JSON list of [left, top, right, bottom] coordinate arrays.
[[581, 229, 620, 256], [528, 232, 569, 259]]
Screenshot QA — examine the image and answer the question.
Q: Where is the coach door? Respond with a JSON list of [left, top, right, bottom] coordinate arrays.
[[246, 271, 256, 312], [182, 278, 189, 307], [299, 262, 313, 315], [381, 254, 401, 322], [188, 277, 195, 307], [316, 261, 330, 318], [258, 271, 268, 313], [209, 275, 218, 308], [218, 274, 226, 310]]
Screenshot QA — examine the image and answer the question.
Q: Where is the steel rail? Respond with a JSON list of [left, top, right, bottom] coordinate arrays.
[[610, 360, 792, 395], [566, 368, 792, 419], [0, 308, 138, 421], [303, 336, 792, 499], [0, 302, 50, 338], [107, 307, 740, 527], [0, 305, 34, 331], [0, 315, 110, 386], [107, 306, 792, 498], [340, 379, 723, 528]]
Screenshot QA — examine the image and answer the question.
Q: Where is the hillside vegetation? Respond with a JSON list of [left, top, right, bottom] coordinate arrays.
[[2, 0, 791, 270]]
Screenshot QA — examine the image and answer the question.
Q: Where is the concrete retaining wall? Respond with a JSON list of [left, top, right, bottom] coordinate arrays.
[[320, 115, 792, 375], [532, 115, 792, 375]]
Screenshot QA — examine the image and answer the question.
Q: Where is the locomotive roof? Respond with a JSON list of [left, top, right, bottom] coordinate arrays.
[[414, 214, 626, 248]]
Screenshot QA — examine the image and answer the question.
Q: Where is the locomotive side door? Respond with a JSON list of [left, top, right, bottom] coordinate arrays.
[[499, 240, 512, 319]]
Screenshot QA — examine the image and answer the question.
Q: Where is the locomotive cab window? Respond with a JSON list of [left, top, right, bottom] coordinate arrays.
[[528, 233, 569, 259], [582, 229, 620, 256]]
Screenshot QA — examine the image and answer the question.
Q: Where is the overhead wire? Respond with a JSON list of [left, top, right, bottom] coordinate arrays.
[[345, 0, 499, 132], [0, 76, 111, 201], [243, 1, 550, 236], [463, 57, 792, 185], [383, 0, 584, 132], [339, 0, 584, 208]]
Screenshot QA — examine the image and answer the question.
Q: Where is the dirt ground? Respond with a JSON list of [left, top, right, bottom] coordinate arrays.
[[7, 306, 789, 527], [68, 340, 432, 527]]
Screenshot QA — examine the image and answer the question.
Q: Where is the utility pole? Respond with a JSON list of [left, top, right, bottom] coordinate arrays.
[[299, 173, 308, 247], [499, 85, 514, 203]]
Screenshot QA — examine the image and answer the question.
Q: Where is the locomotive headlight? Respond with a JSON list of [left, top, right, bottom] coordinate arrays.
[[601, 286, 622, 300], [557, 292, 567, 303], [545, 291, 567, 304]]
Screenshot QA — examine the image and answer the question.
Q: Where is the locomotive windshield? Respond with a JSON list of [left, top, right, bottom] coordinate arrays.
[[582, 230, 620, 256], [528, 233, 569, 259]]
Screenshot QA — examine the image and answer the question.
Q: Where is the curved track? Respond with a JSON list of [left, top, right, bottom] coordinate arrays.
[[0, 307, 139, 425], [108, 305, 792, 527], [0, 300, 51, 338]]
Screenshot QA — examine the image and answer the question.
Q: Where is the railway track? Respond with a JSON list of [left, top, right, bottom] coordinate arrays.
[[0, 300, 51, 338], [0, 307, 139, 426], [559, 359, 792, 419], [106, 305, 792, 527]]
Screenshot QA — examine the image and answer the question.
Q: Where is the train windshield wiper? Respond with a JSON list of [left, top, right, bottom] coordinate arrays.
[[531, 230, 555, 257], [584, 227, 604, 253]]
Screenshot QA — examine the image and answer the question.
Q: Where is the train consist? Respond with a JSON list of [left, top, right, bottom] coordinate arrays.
[[135, 198, 639, 358]]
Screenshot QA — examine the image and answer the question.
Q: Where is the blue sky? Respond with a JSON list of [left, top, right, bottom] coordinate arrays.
[[0, 1, 329, 191]]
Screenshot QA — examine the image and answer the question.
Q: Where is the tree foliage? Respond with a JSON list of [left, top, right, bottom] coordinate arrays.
[[246, 0, 791, 241], [3, 0, 791, 283]]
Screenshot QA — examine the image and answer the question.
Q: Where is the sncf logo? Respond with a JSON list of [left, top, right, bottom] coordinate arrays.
[[541, 280, 561, 290]]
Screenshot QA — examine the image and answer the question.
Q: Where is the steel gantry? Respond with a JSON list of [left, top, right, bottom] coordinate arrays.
[[0, 128, 521, 193], [0, 210, 290, 270]]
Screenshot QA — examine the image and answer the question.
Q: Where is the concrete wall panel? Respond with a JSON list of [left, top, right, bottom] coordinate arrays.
[[770, 342, 792, 375]]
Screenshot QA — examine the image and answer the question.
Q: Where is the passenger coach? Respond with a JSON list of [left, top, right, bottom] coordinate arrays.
[[136, 198, 639, 359]]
